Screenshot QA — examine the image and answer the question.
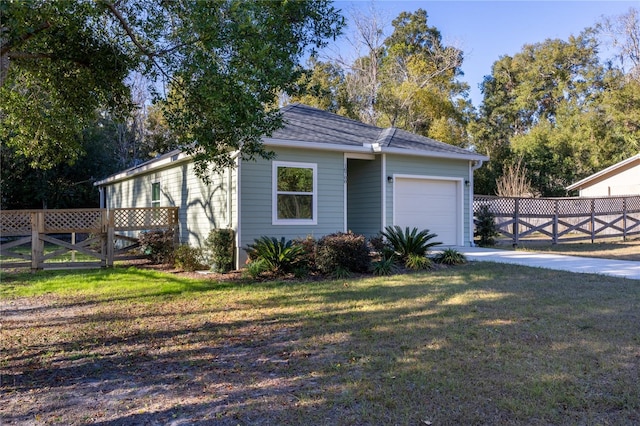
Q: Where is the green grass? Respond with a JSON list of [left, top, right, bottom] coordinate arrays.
[[0, 267, 219, 299], [2, 264, 640, 424]]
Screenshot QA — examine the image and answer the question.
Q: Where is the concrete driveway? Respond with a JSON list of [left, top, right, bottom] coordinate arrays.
[[455, 246, 640, 280]]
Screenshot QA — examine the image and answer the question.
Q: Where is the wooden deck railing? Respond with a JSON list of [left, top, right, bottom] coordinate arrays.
[[474, 195, 640, 245], [0, 208, 179, 270]]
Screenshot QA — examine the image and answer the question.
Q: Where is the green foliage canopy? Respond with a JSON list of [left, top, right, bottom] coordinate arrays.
[[0, 0, 344, 178]]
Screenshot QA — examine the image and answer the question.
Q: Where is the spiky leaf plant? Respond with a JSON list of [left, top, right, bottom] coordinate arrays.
[[381, 226, 442, 262], [245, 236, 305, 274], [433, 248, 467, 265]]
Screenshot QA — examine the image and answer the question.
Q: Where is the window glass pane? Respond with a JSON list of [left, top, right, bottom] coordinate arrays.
[[277, 194, 313, 219], [152, 183, 160, 205], [277, 167, 313, 192]]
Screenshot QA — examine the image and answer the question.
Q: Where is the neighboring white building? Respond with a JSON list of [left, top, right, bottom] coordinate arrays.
[[566, 154, 640, 197]]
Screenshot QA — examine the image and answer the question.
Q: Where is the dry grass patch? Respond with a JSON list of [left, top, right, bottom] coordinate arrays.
[[1, 264, 639, 425]]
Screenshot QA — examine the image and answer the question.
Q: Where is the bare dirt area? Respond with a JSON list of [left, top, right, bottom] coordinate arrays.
[[0, 290, 342, 425]]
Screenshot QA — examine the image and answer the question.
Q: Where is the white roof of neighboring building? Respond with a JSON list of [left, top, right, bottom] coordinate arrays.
[[566, 154, 640, 191]]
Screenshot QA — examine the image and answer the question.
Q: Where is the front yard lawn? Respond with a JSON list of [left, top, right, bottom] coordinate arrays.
[[1, 263, 639, 425]]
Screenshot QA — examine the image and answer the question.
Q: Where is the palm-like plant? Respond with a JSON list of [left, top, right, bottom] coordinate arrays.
[[245, 236, 304, 274], [380, 226, 442, 262]]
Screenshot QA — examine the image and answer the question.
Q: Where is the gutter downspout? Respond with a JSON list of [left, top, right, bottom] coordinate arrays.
[[469, 160, 484, 246], [99, 186, 105, 209], [227, 149, 242, 269]]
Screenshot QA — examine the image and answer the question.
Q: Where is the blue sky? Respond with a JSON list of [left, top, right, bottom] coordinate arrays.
[[327, 1, 639, 107]]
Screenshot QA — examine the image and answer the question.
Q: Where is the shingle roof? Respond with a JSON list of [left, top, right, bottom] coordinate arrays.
[[272, 103, 483, 159], [95, 103, 487, 186], [272, 103, 380, 146]]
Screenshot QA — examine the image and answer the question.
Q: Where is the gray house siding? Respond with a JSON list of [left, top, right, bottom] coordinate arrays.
[[384, 155, 471, 243], [347, 157, 382, 236], [238, 147, 345, 261], [103, 160, 235, 248]]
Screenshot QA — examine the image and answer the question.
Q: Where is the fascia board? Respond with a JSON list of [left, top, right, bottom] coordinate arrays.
[[264, 138, 489, 162], [263, 138, 374, 153], [380, 146, 489, 162], [94, 152, 192, 186]]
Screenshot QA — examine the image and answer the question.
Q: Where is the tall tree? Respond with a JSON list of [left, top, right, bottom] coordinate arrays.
[[377, 9, 470, 145], [295, 7, 471, 146], [1, 0, 344, 179], [471, 31, 615, 196]]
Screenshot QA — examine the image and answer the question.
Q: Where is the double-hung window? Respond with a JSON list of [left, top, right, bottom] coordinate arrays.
[[151, 182, 161, 208], [273, 161, 317, 225]]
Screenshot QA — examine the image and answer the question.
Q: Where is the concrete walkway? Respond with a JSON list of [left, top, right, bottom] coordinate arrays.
[[454, 246, 640, 280]]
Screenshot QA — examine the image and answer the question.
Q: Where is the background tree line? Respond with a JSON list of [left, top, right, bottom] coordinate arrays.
[[290, 6, 640, 197], [1, 2, 638, 209]]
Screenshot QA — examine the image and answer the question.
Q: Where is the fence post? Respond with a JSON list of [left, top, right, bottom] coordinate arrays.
[[513, 198, 520, 247], [553, 199, 558, 245], [623, 197, 628, 241], [590, 199, 596, 243], [106, 210, 115, 267], [31, 211, 44, 271]]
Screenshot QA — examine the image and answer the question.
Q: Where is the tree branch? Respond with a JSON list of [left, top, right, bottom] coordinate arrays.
[[1, 21, 51, 57], [98, 0, 154, 58]]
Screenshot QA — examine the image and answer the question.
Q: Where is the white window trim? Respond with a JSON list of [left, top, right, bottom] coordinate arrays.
[[272, 161, 318, 225]]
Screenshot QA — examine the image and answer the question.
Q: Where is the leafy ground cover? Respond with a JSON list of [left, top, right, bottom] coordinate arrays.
[[1, 263, 639, 425]]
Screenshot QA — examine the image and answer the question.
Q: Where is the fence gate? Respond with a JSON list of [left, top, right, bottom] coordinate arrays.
[[0, 208, 179, 271]]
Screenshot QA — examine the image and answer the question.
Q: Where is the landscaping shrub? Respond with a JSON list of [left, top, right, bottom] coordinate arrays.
[[242, 258, 269, 279], [139, 229, 175, 264], [205, 228, 235, 273], [294, 235, 317, 272], [315, 231, 371, 275], [372, 256, 398, 276], [405, 253, 433, 271], [381, 225, 441, 263], [245, 236, 305, 275], [475, 205, 499, 247], [369, 234, 395, 260], [173, 245, 205, 272], [434, 248, 467, 265]]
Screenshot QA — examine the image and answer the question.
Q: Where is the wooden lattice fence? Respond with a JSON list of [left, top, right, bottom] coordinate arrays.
[[0, 208, 179, 270], [474, 195, 640, 245]]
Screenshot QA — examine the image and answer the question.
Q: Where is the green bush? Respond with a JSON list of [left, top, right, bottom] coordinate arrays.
[[369, 234, 395, 260], [475, 205, 499, 247], [243, 258, 269, 279], [381, 226, 441, 262], [405, 253, 433, 271], [205, 228, 235, 273], [294, 235, 317, 272], [173, 245, 205, 272], [433, 248, 467, 265], [372, 256, 398, 276], [139, 229, 175, 264], [315, 232, 371, 275], [245, 236, 305, 274]]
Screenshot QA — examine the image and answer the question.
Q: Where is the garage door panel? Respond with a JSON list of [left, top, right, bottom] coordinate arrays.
[[394, 178, 460, 246]]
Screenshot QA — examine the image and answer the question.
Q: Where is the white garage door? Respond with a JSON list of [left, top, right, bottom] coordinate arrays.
[[394, 177, 461, 246]]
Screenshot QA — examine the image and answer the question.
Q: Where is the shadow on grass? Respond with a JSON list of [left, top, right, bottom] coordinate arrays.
[[2, 262, 640, 424]]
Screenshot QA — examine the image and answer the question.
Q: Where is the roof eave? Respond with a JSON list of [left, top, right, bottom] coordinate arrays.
[[380, 146, 488, 162]]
